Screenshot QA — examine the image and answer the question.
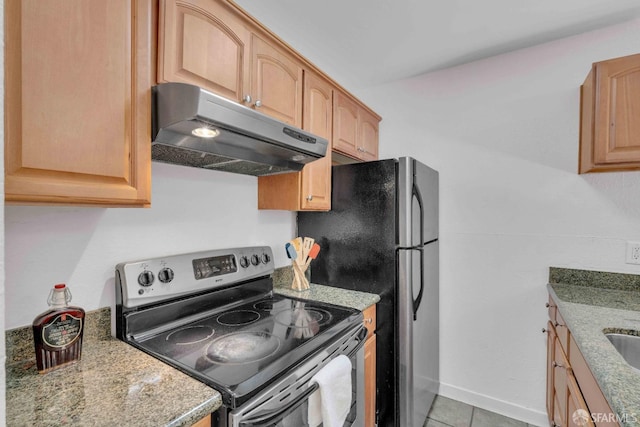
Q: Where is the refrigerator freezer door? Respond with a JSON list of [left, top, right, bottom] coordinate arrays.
[[398, 157, 439, 427]]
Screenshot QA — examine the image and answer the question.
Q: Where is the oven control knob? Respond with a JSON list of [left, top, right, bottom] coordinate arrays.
[[251, 254, 260, 266], [158, 267, 174, 283], [138, 270, 155, 287], [239, 256, 250, 268], [261, 253, 271, 264]]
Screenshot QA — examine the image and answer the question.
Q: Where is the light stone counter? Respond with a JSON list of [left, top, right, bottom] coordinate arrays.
[[272, 267, 380, 311], [5, 308, 221, 427], [5, 268, 379, 427], [549, 267, 640, 426]]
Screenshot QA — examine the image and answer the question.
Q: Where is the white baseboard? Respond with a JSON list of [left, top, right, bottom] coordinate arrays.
[[438, 382, 549, 427]]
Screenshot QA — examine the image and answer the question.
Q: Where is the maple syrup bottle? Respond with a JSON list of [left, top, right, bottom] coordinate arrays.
[[32, 284, 85, 373]]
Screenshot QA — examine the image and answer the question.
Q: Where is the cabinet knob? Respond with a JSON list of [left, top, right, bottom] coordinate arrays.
[[243, 95, 252, 103], [364, 318, 373, 324], [306, 195, 313, 201], [357, 147, 365, 152], [542, 328, 548, 333], [254, 100, 262, 108], [545, 302, 550, 308]]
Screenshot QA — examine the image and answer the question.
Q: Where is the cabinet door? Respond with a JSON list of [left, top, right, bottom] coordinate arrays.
[[333, 91, 360, 158], [546, 322, 557, 425], [359, 108, 380, 161], [250, 34, 303, 127], [579, 53, 640, 173], [158, 0, 250, 103], [554, 336, 569, 427], [257, 71, 331, 211], [300, 72, 332, 210], [567, 375, 595, 427], [593, 54, 640, 165], [364, 333, 377, 427], [5, 0, 151, 206]]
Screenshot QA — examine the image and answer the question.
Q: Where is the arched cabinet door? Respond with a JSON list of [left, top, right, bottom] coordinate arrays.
[[300, 72, 333, 211], [158, 0, 251, 104], [333, 91, 360, 159], [250, 34, 303, 128], [257, 71, 331, 211]]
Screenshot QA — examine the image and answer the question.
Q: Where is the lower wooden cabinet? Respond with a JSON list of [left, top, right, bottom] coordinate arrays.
[[191, 414, 211, 427], [363, 304, 376, 427], [546, 296, 618, 427]]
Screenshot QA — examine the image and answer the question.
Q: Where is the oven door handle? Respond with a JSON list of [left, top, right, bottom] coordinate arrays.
[[239, 383, 319, 427]]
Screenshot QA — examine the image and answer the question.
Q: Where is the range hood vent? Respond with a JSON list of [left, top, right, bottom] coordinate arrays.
[[151, 83, 328, 176]]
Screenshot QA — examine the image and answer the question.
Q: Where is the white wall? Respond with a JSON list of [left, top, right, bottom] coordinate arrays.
[[357, 18, 640, 426], [4, 164, 295, 330]]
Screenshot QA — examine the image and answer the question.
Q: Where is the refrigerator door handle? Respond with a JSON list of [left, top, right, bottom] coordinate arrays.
[[412, 245, 424, 321], [412, 180, 425, 321]]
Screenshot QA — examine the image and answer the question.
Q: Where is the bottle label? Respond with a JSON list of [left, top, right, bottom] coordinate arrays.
[[42, 314, 83, 348]]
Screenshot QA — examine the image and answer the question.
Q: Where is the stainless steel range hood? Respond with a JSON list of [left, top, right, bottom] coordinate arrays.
[[151, 82, 328, 176]]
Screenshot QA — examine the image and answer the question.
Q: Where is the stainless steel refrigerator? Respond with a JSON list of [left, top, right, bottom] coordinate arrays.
[[298, 157, 439, 427]]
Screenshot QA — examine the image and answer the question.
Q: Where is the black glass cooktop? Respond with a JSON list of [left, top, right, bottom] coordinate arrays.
[[132, 293, 361, 407]]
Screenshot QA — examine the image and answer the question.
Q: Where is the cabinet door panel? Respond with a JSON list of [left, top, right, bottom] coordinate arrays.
[[360, 109, 379, 161], [594, 56, 640, 164], [333, 91, 359, 158], [546, 322, 557, 425], [251, 35, 303, 127], [364, 334, 376, 427], [5, 0, 151, 205], [159, 0, 250, 103], [567, 374, 595, 427], [300, 72, 332, 210], [554, 336, 569, 426]]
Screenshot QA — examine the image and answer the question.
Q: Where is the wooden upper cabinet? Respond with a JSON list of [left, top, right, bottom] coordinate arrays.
[[579, 53, 640, 173], [158, 0, 251, 103], [250, 34, 303, 127], [5, 0, 152, 206], [333, 91, 360, 157], [257, 70, 332, 211], [333, 90, 380, 162], [299, 72, 332, 210], [159, 0, 303, 126], [360, 108, 380, 162]]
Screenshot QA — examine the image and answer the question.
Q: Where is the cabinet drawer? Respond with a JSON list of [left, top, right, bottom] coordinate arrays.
[[363, 305, 376, 339]]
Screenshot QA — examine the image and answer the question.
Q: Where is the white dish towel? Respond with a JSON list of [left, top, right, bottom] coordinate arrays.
[[308, 354, 352, 427]]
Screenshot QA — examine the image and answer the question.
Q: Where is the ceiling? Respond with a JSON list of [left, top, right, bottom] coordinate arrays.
[[234, 0, 640, 89]]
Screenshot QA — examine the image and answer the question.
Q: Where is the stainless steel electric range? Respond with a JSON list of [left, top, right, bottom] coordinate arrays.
[[115, 246, 366, 427]]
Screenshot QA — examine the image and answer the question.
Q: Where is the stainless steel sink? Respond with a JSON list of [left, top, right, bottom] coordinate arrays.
[[605, 333, 640, 372]]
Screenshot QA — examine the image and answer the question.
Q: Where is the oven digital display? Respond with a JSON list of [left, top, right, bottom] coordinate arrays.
[[192, 254, 237, 280]]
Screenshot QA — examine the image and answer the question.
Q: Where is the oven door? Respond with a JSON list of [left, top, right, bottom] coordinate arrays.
[[222, 326, 366, 427]]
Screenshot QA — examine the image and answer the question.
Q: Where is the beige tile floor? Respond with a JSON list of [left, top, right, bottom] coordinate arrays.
[[425, 395, 540, 427]]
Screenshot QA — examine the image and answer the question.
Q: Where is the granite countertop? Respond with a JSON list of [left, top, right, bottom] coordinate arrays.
[[5, 268, 378, 427], [272, 267, 380, 311], [5, 308, 221, 427], [548, 267, 640, 426]]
